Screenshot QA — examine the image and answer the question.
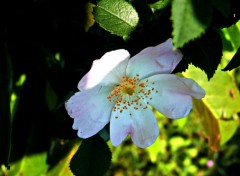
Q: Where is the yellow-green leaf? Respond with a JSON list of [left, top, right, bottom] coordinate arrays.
[[219, 119, 239, 145]]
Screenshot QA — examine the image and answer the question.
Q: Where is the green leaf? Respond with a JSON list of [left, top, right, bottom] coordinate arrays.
[[183, 65, 240, 118], [181, 29, 223, 79], [45, 81, 58, 111], [149, 0, 171, 10], [0, 42, 13, 167], [94, 0, 139, 39], [172, 0, 212, 48], [183, 64, 240, 150], [84, 3, 95, 32], [146, 137, 167, 162], [211, 0, 230, 17], [70, 135, 112, 176], [192, 99, 220, 152], [222, 47, 240, 71], [6, 152, 48, 176], [219, 119, 239, 145], [47, 140, 80, 176], [222, 21, 240, 50]]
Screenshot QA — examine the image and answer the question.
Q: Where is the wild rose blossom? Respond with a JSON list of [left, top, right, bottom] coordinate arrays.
[[65, 39, 205, 148]]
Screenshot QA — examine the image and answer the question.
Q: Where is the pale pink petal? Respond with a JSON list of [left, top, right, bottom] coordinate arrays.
[[78, 49, 130, 90], [110, 100, 159, 148], [65, 86, 114, 138], [126, 38, 182, 80], [140, 74, 205, 118]]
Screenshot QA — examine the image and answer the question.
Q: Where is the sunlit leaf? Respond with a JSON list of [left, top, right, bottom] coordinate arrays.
[[192, 99, 220, 152], [183, 65, 240, 118], [7, 153, 48, 176], [221, 16, 240, 49], [70, 135, 112, 176], [171, 0, 212, 48], [47, 141, 79, 176], [218, 119, 239, 145], [149, 0, 171, 10], [94, 0, 139, 39], [183, 64, 240, 150]]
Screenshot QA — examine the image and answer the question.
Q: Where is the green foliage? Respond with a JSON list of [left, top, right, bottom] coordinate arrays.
[[149, 0, 171, 10], [223, 47, 240, 71], [219, 119, 239, 145], [94, 0, 139, 39], [211, 0, 230, 17], [70, 135, 112, 176], [192, 99, 221, 151], [171, 0, 212, 48], [6, 153, 48, 176], [222, 21, 240, 71], [183, 65, 240, 118], [182, 63, 240, 150], [181, 29, 223, 80], [47, 140, 79, 176]]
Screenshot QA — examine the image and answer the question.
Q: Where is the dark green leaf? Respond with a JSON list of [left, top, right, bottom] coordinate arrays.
[[172, 0, 212, 48], [70, 135, 112, 176], [222, 47, 240, 71], [45, 81, 58, 111], [181, 29, 223, 79], [211, 0, 230, 17], [0, 42, 13, 167], [94, 0, 139, 39], [210, 0, 240, 28]]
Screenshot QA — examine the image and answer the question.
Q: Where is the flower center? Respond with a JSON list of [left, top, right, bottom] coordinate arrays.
[[107, 75, 139, 101], [107, 74, 158, 116], [123, 87, 134, 95]]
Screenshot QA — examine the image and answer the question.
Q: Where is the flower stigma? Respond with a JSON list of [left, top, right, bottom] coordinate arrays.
[[107, 74, 158, 117]]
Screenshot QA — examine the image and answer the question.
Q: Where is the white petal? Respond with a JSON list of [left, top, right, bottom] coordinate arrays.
[[126, 38, 182, 80], [78, 49, 130, 90], [65, 86, 114, 138], [110, 100, 159, 148], [141, 74, 205, 118]]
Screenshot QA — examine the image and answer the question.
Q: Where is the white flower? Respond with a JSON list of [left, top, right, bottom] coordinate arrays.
[[65, 38, 205, 148]]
